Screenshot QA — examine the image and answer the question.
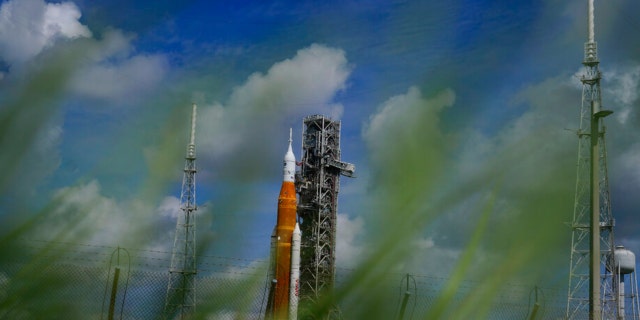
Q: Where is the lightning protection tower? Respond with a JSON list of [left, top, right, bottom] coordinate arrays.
[[164, 104, 198, 319], [566, 1, 617, 319], [296, 115, 354, 319]]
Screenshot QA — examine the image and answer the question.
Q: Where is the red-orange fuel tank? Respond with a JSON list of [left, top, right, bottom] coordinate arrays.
[[273, 180, 296, 319]]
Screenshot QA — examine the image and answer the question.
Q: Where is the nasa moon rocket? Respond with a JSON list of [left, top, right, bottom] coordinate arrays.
[[269, 129, 301, 320]]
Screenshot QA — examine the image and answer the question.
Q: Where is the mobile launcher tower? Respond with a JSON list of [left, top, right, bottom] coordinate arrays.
[[296, 115, 354, 318]]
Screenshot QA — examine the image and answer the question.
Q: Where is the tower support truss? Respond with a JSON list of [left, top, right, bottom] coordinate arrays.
[[165, 104, 198, 319], [296, 115, 354, 318], [566, 21, 617, 320]]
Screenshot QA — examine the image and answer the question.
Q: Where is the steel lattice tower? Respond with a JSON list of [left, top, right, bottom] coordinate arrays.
[[164, 104, 198, 319], [296, 115, 354, 318], [566, 1, 617, 319]]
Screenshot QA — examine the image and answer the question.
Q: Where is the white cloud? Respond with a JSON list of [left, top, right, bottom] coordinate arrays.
[[219, 259, 269, 279], [227, 43, 350, 119], [0, 0, 91, 65], [29, 180, 126, 245], [618, 144, 640, 187], [605, 65, 640, 106], [364, 86, 454, 145], [363, 86, 455, 170], [397, 240, 462, 275], [336, 213, 365, 269], [27, 181, 177, 252], [357, 76, 578, 282], [157, 195, 207, 219], [603, 64, 640, 124], [413, 237, 435, 250], [158, 196, 182, 219], [63, 29, 169, 104], [69, 53, 168, 102], [197, 44, 352, 180], [29, 125, 62, 177], [6, 124, 63, 199], [0, 0, 167, 105], [206, 310, 263, 320], [361, 88, 454, 200], [360, 86, 456, 224], [570, 62, 640, 125]]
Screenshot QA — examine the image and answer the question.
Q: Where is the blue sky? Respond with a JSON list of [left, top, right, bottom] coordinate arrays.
[[1, 0, 640, 311]]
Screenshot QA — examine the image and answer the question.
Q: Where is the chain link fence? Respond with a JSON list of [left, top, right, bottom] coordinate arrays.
[[0, 241, 571, 319]]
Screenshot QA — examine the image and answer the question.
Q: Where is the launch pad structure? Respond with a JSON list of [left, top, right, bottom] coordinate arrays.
[[296, 115, 354, 318]]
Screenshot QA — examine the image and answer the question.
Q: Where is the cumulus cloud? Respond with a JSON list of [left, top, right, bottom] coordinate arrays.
[[602, 63, 640, 239], [157, 195, 208, 226], [336, 213, 365, 269], [0, 0, 91, 65], [63, 29, 169, 105], [617, 144, 640, 187], [364, 86, 454, 144], [227, 43, 349, 119], [0, 5, 173, 232], [353, 77, 579, 285], [23, 181, 188, 253], [0, 0, 168, 104], [69, 53, 168, 102], [601, 64, 640, 125], [362, 86, 456, 236], [329, 78, 581, 319], [0, 122, 63, 204], [336, 58, 640, 316], [28, 180, 126, 245], [197, 44, 351, 181], [218, 259, 269, 280], [158, 196, 182, 219]]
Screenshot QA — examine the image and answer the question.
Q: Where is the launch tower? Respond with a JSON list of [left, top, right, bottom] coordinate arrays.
[[296, 115, 354, 318], [566, 1, 617, 319], [164, 104, 198, 319]]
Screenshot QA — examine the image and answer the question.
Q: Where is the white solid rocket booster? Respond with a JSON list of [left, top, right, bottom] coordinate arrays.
[[289, 222, 301, 320]]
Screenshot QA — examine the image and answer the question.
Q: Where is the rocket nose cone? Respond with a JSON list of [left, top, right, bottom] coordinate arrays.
[[284, 144, 295, 162], [284, 128, 295, 162], [283, 131, 296, 182], [293, 222, 301, 234]]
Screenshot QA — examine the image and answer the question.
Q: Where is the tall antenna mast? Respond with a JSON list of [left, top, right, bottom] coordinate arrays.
[[164, 103, 198, 319], [566, 1, 616, 319], [588, 0, 595, 44]]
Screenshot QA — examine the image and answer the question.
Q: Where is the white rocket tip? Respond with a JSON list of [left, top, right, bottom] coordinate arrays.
[[293, 222, 301, 234], [283, 129, 296, 182]]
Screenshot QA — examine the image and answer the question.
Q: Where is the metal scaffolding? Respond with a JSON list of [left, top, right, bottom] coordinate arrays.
[[296, 115, 354, 318]]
